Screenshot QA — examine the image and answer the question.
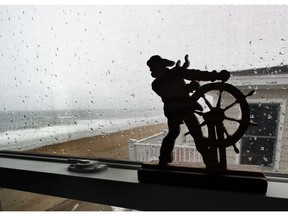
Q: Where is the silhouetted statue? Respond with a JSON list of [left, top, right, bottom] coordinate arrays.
[[141, 60, 264, 192], [147, 55, 230, 168]]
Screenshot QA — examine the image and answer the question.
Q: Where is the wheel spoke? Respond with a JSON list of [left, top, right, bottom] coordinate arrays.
[[223, 126, 230, 138], [207, 124, 216, 141], [216, 122, 225, 140], [223, 99, 238, 111], [224, 116, 241, 123], [233, 144, 240, 154], [194, 110, 204, 116], [201, 95, 213, 110], [199, 120, 207, 127], [216, 89, 223, 108]]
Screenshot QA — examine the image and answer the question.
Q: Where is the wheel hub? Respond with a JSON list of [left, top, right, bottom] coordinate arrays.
[[203, 108, 225, 125]]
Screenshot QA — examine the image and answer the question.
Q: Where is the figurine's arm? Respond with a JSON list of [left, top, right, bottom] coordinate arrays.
[[173, 54, 230, 82], [181, 69, 230, 82], [175, 54, 190, 69]]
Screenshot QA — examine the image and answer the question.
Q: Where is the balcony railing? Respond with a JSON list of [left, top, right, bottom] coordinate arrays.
[[128, 139, 203, 163]]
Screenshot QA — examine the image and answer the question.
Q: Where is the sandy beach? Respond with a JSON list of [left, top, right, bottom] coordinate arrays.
[[26, 123, 167, 159], [1, 123, 167, 211]]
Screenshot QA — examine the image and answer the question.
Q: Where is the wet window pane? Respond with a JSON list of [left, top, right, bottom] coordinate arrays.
[[1, 4, 288, 211], [240, 103, 280, 168], [245, 103, 279, 137], [0, 5, 287, 173], [241, 137, 275, 167]]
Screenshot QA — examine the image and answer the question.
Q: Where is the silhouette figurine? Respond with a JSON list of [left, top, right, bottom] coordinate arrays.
[[147, 55, 230, 167]]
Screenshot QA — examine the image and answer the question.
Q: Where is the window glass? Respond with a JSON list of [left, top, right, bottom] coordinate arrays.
[[0, 5, 287, 174], [241, 103, 280, 168]]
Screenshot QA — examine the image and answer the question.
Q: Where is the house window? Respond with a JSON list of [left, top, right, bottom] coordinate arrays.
[[240, 103, 280, 168]]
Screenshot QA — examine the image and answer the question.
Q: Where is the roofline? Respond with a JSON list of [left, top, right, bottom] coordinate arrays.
[[226, 65, 288, 88], [231, 65, 288, 76]]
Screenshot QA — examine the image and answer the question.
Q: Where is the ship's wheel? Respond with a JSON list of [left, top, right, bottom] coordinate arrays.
[[188, 82, 255, 154]]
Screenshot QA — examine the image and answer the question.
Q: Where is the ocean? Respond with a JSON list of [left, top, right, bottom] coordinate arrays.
[[0, 108, 165, 151]]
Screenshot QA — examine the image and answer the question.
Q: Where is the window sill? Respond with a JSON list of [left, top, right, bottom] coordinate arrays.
[[0, 151, 288, 211]]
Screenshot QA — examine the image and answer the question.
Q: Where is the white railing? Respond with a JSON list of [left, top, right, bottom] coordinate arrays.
[[129, 140, 203, 163]]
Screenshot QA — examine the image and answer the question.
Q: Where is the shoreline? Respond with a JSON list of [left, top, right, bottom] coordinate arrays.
[[0, 115, 166, 151]]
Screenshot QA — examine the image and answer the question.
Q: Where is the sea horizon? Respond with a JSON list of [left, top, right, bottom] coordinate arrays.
[[0, 108, 165, 151]]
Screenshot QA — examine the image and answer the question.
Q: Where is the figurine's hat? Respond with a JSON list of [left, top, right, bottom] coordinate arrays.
[[147, 55, 175, 68]]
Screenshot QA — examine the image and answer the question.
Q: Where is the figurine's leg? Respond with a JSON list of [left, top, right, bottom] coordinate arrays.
[[158, 119, 180, 166], [184, 116, 218, 168]]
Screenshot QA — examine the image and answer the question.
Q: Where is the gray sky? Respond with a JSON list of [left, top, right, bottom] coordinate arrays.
[[0, 5, 287, 111]]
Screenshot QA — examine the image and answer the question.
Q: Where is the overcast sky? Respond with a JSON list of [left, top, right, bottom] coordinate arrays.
[[0, 5, 287, 111]]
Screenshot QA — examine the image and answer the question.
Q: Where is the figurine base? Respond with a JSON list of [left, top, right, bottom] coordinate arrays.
[[138, 161, 267, 194]]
